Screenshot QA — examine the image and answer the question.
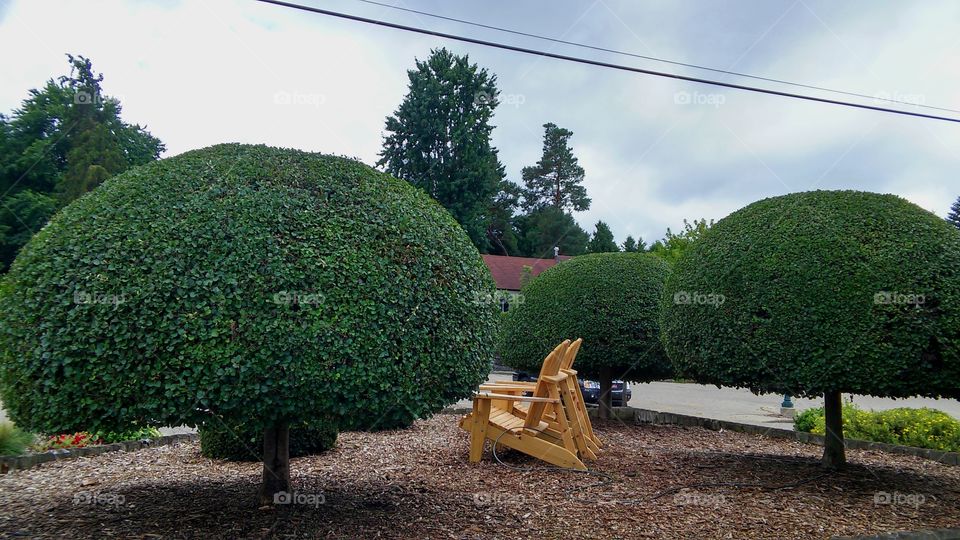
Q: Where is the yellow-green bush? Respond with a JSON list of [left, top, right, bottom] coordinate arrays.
[[795, 402, 960, 452]]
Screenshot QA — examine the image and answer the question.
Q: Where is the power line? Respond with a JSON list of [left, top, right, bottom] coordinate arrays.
[[253, 0, 960, 124], [352, 0, 960, 116]]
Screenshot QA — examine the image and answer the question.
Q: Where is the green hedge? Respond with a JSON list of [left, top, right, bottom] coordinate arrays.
[[795, 403, 960, 453], [661, 190, 960, 399], [499, 252, 673, 382], [199, 420, 337, 461], [0, 144, 498, 435]]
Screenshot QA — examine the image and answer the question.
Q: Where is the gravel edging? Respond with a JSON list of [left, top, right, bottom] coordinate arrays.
[[0, 433, 198, 473]]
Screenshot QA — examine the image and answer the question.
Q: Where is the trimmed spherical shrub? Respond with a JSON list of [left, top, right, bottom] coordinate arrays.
[[200, 419, 338, 461], [498, 252, 673, 382], [661, 190, 960, 400], [0, 143, 498, 436]]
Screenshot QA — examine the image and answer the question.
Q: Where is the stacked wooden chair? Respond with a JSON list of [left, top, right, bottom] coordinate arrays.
[[459, 339, 601, 469]]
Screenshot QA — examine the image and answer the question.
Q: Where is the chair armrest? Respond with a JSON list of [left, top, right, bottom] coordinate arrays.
[[479, 384, 533, 392], [474, 392, 559, 403]]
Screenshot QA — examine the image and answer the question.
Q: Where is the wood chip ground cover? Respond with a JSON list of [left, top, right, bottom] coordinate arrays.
[[1, 417, 958, 539]]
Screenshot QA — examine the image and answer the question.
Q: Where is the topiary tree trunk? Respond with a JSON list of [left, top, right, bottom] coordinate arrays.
[[822, 391, 846, 468], [258, 423, 290, 505], [598, 367, 613, 420]]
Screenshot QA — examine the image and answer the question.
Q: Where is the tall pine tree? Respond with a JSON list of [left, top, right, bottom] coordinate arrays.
[[378, 48, 504, 251], [521, 123, 590, 212], [947, 196, 960, 230]]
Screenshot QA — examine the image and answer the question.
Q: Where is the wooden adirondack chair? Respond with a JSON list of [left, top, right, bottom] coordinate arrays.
[[459, 340, 588, 470], [480, 338, 601, 456]]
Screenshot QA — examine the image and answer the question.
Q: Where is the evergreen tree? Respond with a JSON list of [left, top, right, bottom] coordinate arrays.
[[0, 53, 164, 271], [485, 178, 522, 255], [516, 207, 589, 258], [622, 235, 645, 252], [378, 48, 504, 250], [521, 123, 590, 212], [587, 220, 619, 253], [947, 196, 960, 230]]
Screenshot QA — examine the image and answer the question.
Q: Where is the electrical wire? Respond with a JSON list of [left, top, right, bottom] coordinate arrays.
[[252, 0, 960, 124], [351, 0, 960, 115]]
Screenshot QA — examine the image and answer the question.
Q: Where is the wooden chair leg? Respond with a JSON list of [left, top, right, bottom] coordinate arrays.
[[469, 397, 491, 462]]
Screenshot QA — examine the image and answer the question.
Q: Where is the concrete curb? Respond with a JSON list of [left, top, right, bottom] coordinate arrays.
[[0, 433, 198, 474]]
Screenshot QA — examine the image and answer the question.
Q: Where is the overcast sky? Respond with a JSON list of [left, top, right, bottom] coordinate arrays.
[[2, 0, 958, 246]]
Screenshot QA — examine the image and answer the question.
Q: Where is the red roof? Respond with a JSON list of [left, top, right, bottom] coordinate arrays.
[[481, 254, 572, 291]]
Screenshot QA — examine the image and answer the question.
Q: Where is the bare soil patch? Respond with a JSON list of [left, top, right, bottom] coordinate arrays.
[[1, 416, 958, 539]]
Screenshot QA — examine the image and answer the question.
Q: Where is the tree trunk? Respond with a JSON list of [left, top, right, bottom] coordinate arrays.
[[258, 422, 291, 506], [598, 367, 613, 420], [822, 391, 846, 469]]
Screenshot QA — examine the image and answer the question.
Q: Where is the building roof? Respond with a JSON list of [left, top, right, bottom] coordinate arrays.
[[481, 254, 572, 291]]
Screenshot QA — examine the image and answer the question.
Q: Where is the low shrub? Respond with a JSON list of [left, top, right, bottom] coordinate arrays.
[[0, 421, 35, 456], [199, 419, 337, 461], [793, 407, 823, 433], [794, 402, 960, 453], [93, 427, 162, 444]]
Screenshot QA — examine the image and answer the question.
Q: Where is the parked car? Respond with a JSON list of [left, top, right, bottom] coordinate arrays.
[[512, 371, 632, 406], [579, 379, 632, 406]]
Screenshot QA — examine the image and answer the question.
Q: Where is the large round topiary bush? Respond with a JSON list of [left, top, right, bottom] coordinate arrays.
[[0, 143, 497, 500], [498, 252, 673, 417], [661, 190, 960, 466]]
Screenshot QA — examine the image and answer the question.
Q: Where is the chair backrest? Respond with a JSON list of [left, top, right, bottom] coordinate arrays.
[[560, 338, 583, 371], [523, 340, 570, 429]]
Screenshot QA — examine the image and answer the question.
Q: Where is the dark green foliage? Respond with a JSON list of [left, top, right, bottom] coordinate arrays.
[[948, 196, 960, 230], [0, 54, 164, 271], [516, 207, 589, 258], [587, 220, 619, 253], [0, 190, 57, 269], [622, 235, 644, 252], [199, 419, 337, 461], [0, 144, 498, 436], [661, 190, 960, 400], [486, 179, 523, 256], [499, 253, 673, 382], [521, 123, 590, 212], [378, 48, 505, 251]]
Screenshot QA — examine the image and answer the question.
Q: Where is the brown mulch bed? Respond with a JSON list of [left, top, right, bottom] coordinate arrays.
[[1, 416, 958, 539]]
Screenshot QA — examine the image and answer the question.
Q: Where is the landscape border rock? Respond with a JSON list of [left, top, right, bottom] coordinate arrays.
[[0, 433, 197, 473]]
